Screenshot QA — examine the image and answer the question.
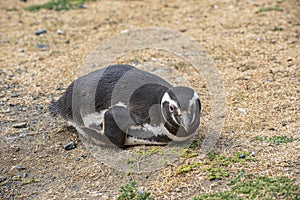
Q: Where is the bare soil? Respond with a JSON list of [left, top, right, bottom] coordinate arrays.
[[0, 0, 299, 199]]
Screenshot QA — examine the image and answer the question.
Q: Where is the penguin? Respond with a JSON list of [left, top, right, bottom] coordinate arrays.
[[49, 64, 201, 148]]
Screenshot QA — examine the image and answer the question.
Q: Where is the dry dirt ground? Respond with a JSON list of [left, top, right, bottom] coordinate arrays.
[[0, 0, 299, 199]]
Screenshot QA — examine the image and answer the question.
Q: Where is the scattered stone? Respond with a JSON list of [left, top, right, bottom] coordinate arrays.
[[57, 29, 65, 35], [0, 177, 6, 182], [79, 4, 87, 9], [64, 141, 76, 150], [76, 158, 81, 161], [287, 57, 292, 62], [18, 48, 24, 52], [16, 166, 26, 170], [13, 146, 20, 152], [138, 190, 146, 195], [35, 29, 47, 35], [239, 153, 246, 159], [11, 93, 20, 98], [22, 172, 28, 178], [251, 151, 256, 156], [12, 122, 27, 128], [35, 44, 49, 51], [81, 155, 88, 159], [238, 108, 247, 115]]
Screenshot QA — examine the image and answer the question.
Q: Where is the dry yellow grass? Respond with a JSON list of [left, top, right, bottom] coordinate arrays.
[[0, 0, 299, 199]]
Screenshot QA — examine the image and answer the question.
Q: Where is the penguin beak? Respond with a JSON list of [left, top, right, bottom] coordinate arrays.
[[181, 111, 190, 132]]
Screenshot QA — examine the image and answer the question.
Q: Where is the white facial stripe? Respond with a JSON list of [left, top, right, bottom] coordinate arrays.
[[189, 91, 199, 107], [161, 92, 178, 107], [172, 115, 180, 125]]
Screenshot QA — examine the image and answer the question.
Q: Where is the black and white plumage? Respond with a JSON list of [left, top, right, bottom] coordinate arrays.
[[50, 64, 201, 148]]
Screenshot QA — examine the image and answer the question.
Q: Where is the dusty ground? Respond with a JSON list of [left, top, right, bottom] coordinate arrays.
[[0, 0, 299, 199]]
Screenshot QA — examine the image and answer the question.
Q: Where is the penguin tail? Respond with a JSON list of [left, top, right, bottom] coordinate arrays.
[[49, 100, 60, 118]]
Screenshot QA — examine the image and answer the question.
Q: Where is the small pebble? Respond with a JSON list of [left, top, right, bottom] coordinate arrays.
[[81, 155, 88, 159], [12, 122, 27, 128], [238, 108, 247, 115], [11, 93, 20, 98], [76, 158, 81, 161], [64, 141, 76, 150], [22, 172, 28, 178], [18, 48, 24, 53], [35, 44, 49, 51], [16, 166, 26, 170], [57, 29, 65, 35], [0, 177, 6, 182], [251, 151, 256, 156], [79, 4, 87, 9], [35, 29, 47, 35], [239, 154, 246, 159], [138, 190, 145, 194]]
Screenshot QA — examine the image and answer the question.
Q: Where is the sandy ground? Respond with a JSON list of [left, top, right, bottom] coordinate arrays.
[[0, 0, 299, 199]]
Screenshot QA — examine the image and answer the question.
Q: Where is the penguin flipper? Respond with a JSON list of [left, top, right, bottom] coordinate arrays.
[[80, 126, 112, 145], [104, 106, 136, 148]]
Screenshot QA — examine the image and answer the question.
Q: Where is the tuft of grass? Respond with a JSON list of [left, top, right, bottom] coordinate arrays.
[[26, 0, 96, 12], [193, 191, 241, 200], [207, 150, 218, 161], [251, 135, 299, 145], [193, 175, 300, 200], [118, 181, 152, 200], [206, 167, 229, 180], [188, 140, 200, 149], [180, 149, 198, 159], [177, 162, 200, 174], [256, 5, 283, 13], [232, 176, 300, 199], [21, 178, 41, 185], [135, 147, 163, 158], [207, 150, 257, 166]]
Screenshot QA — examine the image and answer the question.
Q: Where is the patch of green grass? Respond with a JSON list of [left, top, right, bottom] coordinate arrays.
[[135, 147, 163, 158], [177, 162, 200, 174], [118, 181, 152, 200], [21, 178, 41, 185], [232, 176, 300, 199], [193, 175, 300, 200], [193, 191, 241, 200], [207, 150, 257, 166], [207, 150, 218, 161], [256, 5, 283, 13], [180, 149, 198, 159], [26, 0, 96, 12], [227, 170, 245, 186], [251, 135, 299, 145], [205, 167, 229, 180], [188, 140, 200, 149]]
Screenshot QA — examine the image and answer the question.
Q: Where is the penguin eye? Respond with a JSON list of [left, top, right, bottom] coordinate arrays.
[[169, 104, 175, 113]]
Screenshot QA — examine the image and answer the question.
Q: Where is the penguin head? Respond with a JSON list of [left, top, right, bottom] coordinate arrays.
[[160, 86, 201, 133]]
